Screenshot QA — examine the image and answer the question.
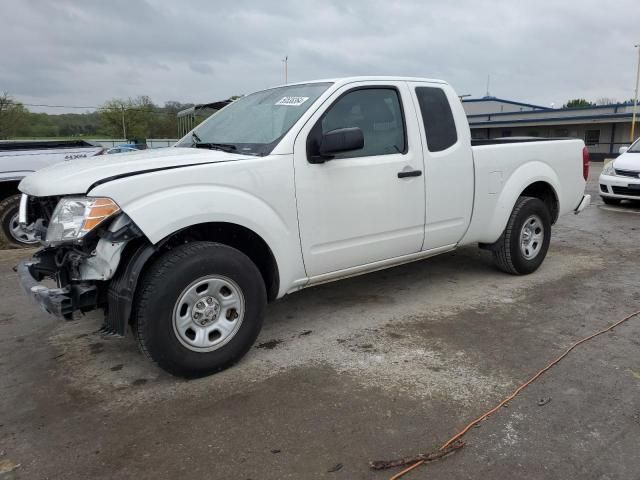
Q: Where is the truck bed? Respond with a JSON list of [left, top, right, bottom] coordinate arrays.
[[471, 137, 573, 146], [1, 140, 104, 181], [0, 140, 100, 151], [461, 137, 587, 245]]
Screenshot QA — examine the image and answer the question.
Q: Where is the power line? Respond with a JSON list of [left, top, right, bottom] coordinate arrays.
[[11, 102, 100, 109]]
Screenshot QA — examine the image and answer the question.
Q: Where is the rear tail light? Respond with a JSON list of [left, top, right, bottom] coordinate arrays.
[[582, 146, 590, 181]]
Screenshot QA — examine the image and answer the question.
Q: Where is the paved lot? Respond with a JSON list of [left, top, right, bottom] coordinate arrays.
[[1, 163, 639, 479]]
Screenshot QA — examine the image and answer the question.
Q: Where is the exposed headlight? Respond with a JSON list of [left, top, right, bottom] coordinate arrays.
[[46, 197, 120, 243], [602, 161, 616, 176]]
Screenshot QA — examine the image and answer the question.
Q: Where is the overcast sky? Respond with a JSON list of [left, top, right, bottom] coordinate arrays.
[[2, 0, 639, 113]]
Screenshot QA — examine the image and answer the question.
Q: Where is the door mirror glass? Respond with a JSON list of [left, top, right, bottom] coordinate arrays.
[[319, 127, 364, 157], [619, 146, 629, 155]]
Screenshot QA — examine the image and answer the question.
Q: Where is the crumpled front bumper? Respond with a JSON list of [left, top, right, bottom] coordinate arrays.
[[17, 261, 97, 320]]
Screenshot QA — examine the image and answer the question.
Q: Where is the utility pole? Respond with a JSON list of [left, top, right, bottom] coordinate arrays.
[[631, 44, 640, 142], [282, 56, 288, 84], [121, 105, 127, 140]]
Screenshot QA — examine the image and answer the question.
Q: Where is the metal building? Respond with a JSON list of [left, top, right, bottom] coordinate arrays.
[[463, 97, 639, 160]]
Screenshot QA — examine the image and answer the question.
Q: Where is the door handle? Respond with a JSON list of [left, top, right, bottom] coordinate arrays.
[[397, 169, 422, 178]]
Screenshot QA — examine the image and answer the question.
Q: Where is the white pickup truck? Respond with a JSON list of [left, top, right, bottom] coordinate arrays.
[[16, 77, 591, 377]]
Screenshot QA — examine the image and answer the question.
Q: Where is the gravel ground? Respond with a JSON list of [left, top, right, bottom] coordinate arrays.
[[1, 163, 639, 479]]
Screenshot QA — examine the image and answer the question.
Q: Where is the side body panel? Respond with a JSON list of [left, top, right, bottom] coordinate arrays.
[[89, 154, 306, 298], [406, 81, 475, 250], [462, 139, 586, 245], [292, 81, 426, 277]]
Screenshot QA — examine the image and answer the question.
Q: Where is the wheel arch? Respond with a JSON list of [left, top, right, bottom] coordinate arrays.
[[0, 180, 21, 202], [520, 181, 559, 224], [475, 161, 561, 245], [157, 222, 280, 302], [106, 222, 281, 335]]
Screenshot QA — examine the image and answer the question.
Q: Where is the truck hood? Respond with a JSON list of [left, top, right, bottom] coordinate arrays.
[[613, 151, 640, 171], [19, 147, 253, 197]]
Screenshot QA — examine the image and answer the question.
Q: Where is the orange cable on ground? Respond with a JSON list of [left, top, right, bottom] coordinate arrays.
[[371, 309, 640, 480]]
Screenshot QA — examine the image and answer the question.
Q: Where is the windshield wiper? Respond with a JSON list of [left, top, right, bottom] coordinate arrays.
[[191, 131, 202, 144], [194, 142, 237, 153]]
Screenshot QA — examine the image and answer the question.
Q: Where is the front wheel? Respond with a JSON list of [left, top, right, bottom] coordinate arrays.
[[493, 196, 551, 275], [0, 194, 39, 248], [133, 241, 266, 377]]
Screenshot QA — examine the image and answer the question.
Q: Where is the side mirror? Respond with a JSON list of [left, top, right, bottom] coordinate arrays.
[[619, 146, 629, 155], [319, 127, 364, 157]]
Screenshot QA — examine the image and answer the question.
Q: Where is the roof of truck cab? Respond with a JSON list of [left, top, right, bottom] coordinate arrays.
[[273, 76, 448, 88]]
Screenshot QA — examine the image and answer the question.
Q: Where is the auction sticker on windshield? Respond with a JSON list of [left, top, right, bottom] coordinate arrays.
[[275, 96, 309, 106]]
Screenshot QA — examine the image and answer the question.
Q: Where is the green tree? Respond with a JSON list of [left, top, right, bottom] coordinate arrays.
[[0, 92, 28, 139], [563, 98, 593, 108], [148, 100, 193, 138], [99, 96, 155, 139]]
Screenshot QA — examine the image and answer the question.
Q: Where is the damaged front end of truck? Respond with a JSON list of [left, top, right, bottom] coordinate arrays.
[[16, 194, 147, 334]]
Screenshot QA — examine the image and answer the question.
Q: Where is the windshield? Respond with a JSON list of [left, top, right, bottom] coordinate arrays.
[[176, 82, 332, 156], [628, 137, 640, 153]]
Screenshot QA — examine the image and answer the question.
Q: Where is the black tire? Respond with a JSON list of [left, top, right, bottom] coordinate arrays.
[[601, 196, 621, 206], [133, 241, 266, 378], [493, 196, 551, 275], [0, 194, 36, 248]]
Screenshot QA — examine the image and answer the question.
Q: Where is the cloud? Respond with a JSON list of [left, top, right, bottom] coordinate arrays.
[[189, 62, 214, 75], [1, 0, 638, 112]]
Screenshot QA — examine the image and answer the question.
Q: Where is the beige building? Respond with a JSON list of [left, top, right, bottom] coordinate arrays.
[[463, 97, 639, 160]]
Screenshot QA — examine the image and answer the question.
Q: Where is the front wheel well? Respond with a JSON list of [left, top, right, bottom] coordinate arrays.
[[520, 182, 559, 224], [160, 222, 280, 302], [0, 181, 20, 203]]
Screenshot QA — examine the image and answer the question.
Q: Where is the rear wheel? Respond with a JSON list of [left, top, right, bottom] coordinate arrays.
[[601, 196, 621, 206], [0, 194, 38, 248], [133, 241, 266, 377], [493, 196, 551, 275]]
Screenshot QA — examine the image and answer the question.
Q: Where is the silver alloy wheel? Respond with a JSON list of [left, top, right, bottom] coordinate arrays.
[[172, 275, 245, 352], [8, 213, 38, 245], [519, 214, 544, 260]]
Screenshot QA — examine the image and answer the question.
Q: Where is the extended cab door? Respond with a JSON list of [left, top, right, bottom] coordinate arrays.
[[293, 81, 426, 278], [407, 82, 474, 250]]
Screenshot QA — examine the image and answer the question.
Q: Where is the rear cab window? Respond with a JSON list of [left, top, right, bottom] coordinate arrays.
[[415, 87, 458, 152]]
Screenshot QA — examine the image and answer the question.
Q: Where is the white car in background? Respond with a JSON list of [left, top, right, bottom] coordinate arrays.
[[599, 139, 640, 205]]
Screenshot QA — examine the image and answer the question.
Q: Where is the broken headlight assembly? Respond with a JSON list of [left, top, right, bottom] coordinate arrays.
[[46, 197, 120, 244]]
